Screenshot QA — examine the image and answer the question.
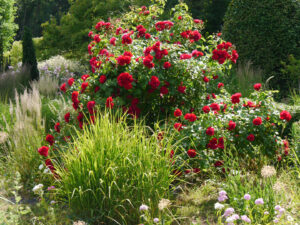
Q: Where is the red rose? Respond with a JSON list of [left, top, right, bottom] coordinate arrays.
[[163, 62, 171, 69], [148, 76, 160, 89], [46, 134, 55, 146], [110, 37, 116, 46], [143, 55, 155, 68], [81, 74, 90, 81], [203, 76, 209, 83], [178, 83, 186, 93], [218, 83, 224, 88], [117, 72, 134, 90], [116, 55, 131, 66], [187, 149, 196, 158], [54, 122, 60, 133], [192, 50, 203, 58], [228, 120, 236, 130], [180, 54, 192, 60], [121, 34, 132, 45], [81, 82, 89, 93], [64, 112, 70, 123], [106, 97, 114, 109], [60, 83, 67, 93], [218, 137, 224, 149], [202, 105, 210, 113], [68, 78, 75, 86], [253, 117, 262, 126], [87, 101, 96, 114], [174, 108, 182, 117], [160, 86, 168, 95], [38, 146, 49, 157], [253, 83, 262, 91], [77, 112, 84, 123], [231, 93, 242, 104], [45, 158, 55, 171], [207, 138, 218, 149], [94, 86, 100, 93], [206, 127, 214, 136], [280, 110, 292, 121], [184, 113, 197, 122], [174, 123, 183, 131], [247, 134, 255, 142], [99, 75, 107, 84], [210, 103, 220, 111], [214, 160, 224, 167], [71, 91, 79, 102], [94, 34, 101, 43]]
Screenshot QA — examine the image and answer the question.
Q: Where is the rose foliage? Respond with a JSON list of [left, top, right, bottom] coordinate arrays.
[[38, 0, 292, 177]]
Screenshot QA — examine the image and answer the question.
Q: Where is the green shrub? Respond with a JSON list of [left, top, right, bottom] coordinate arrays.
[[223, 0, 300, 95], [281, 55, 300, 93], [55, 113, 174, 224]]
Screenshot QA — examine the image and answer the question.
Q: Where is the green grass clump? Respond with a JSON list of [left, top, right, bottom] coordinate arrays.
[[56, 113, 174, 224]]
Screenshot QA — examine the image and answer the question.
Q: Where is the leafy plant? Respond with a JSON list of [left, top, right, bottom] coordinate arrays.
[[55, 113, 174, 224]]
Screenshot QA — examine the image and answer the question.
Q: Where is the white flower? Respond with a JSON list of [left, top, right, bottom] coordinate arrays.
[[264, 211, 269, 215], [139, 204, 149, 212], [153, 218, 159, 223], [50, 200, 56, 205], [43, 168, 51, 174], [226, 214, 239, 223], [32, 184, 43, 194], [214, 202, 225, 210], [39, 164, 44, 170]]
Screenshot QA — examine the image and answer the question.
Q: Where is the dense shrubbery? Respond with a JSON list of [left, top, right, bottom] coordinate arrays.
[[37, 1, 293, 181], [223, 0, 300, 95]]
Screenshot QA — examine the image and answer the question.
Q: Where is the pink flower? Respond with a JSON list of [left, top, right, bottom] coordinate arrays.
[[255, 198, 264, 205]]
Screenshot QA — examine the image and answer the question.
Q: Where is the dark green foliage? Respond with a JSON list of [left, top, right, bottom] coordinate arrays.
[[15, 0, 69, 39], [41, 0, 150, 59], [223, 0, 300, 96], [281, 55, 300, 92], [0, 0, 18, 72], [163, 0, 230, 34], [22, 27, 39, 80]]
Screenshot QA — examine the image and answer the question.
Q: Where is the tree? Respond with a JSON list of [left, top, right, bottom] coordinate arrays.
[[0, 0, 18, 72], [15, 0, 70, 39], [41, 0, 150, 59], [22, 27, 39, 80], [223, 0, 300, 96]]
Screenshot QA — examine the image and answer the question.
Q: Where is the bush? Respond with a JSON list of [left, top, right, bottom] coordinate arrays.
[[22, 27, 39, 80], [0, 65, 31, 100], [223, 0, 300, 95], [55, 114, 174, 224], [38, 55, 88, 83]]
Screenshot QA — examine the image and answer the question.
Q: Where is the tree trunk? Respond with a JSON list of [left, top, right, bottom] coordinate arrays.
[[0, 38, 3, 73]]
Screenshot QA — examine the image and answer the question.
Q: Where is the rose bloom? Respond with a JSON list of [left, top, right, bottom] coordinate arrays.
[[163, 61, 171, 69], [280, 110, 292, 121], [184, 113, 197, 122], [174, 123, 183, 131], [206, 127, 215, 136], [202, 105, 210, 113], [38, 146, 49, 157], [174, 108, 182, 117], [68, 78, 75, 86], [253, 83, 262, 91], [106, 97, 114, 109], [64, 112, 70, 123], [210, 103, 220, 111], [231, 93, 242, 104], [247, 134, 255, 142], [228, 120, 236, 130], [46, 134, 55, 146], [187, 149, 196, 158], [218, 82, 224, 88], [60, 83, 67, 92], [253, 117, 262, 126]]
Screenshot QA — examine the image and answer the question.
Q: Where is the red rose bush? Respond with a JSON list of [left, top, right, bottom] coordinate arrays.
[[37, 1, 292, 177]]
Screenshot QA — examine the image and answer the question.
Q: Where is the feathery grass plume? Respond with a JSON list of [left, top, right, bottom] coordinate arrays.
[[158, 198, 171, 211], [261, 165, 277, 178], [55, 112, 174, 224], [273, 181, 286, 193], [30, 75, 59, 98], [5, 86, 45, 187], [0, 132, 8, 144]]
